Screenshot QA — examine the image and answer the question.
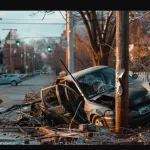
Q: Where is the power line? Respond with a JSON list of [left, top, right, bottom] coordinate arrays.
[[0, 18, 64, 20], [19, 37, 60, 39], [0, 22, 65, 25]]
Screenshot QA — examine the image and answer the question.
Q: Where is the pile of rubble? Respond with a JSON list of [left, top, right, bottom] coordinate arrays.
[[1, 92, 150, 145]]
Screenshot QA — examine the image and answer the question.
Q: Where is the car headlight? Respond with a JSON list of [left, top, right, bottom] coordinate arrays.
[[105, 110, 114, 116]]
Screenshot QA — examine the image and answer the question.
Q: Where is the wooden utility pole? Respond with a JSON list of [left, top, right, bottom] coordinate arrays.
[[115, 11, 129, 133], [10, 29, 13, 73], [66, 11, 68, 69], [24, 45, 27, 74], [66, 11, 74, 74]]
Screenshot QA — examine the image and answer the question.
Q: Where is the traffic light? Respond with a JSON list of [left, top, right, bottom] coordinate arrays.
[[16, 40, 20, 46], [47, 46, 52, 53]]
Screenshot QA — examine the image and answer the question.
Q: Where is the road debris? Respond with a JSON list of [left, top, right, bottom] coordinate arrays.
[[1, 91, 150, 145], [0, 99, 3, 104]]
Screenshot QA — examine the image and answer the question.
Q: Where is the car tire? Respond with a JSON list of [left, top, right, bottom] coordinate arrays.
[[92, 115, 104, 127], [11, 80, 18, 86]]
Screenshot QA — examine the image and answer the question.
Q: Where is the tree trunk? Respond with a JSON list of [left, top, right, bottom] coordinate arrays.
[[92, 46, 110, 66], [102, 46, 110, 66]]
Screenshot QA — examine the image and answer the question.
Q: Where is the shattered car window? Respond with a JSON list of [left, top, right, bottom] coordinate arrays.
[[66, 81, 80, 95], [78, 67, 115, 98]]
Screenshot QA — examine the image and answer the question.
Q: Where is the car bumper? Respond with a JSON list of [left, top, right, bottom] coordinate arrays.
[[103, 111, 150, 128], [17, 80, 22, 83], [103, 116, 115, 128]]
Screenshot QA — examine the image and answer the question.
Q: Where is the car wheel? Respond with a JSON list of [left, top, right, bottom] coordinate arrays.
[[11, 81, 18, 86], [92, 115, 104, 126]]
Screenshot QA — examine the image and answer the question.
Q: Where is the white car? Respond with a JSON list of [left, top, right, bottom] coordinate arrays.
[[40, 66, 150, 128], [0, 74, 22, 86]]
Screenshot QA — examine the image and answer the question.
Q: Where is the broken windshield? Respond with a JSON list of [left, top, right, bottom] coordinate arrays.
[[77, 67, 115, 99]]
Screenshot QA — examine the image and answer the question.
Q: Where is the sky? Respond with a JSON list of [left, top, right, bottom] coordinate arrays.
[[0, 11, 66, 44]]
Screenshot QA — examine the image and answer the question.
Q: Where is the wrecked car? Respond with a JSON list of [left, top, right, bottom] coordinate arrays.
[[40, 66, 150, 128]]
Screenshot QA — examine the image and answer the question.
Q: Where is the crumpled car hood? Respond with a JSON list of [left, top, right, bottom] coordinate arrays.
[[128, 80, 149, 105], [128, 86, 148, 105], [101, 82, 149, 106]]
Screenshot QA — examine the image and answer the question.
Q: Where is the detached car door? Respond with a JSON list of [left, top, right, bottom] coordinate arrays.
[[63, 80, 89, 124], [41, 85, 74, 125]]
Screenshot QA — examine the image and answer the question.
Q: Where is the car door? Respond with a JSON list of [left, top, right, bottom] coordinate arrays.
[[5, 74, 14, 83], [0, 75, 9, 84], [0, 75, 5, 84], [64, 81, 89, 124], [41, 85, 68, 125]]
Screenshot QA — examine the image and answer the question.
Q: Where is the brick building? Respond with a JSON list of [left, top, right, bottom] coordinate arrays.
[[2, 31, 25, 73]]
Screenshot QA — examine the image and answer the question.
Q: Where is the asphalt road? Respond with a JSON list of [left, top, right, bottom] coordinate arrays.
[[0, 74, 55, 107]]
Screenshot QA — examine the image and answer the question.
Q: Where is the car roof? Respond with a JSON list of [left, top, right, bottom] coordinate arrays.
[[57, 66, 110, 81], [3, 74, 18, 75], [3, 74, 20, 76], [35, 70, 42, 72]]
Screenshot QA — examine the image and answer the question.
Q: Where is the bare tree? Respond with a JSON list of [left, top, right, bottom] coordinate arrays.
[[129, 12, 150, 72], [30, 11, 116, 66], [78, 11, 116, 66], [30, 11, 150, 67], [74, 30, 93, 71]]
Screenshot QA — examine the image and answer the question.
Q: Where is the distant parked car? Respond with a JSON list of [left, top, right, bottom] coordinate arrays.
[[33, 70, 42, 75], [28, 72, 35, 77], [41, 71, 49, 75], [0, 74, 22, 86], [19, 74, 29, 80]]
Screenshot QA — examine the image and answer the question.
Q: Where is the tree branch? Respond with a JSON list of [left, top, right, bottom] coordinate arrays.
[[103, 11, 113, 42], [42, 11, 47, 20], [107, 22, 116, 46], [91, 11, 103, 47], [79, 11, 97, 56]]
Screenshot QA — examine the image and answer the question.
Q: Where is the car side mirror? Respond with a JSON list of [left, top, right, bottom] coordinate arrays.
[[132, 74, 138, 79]]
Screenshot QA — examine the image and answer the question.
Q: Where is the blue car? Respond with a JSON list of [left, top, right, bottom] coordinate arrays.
[[0, 74, 22, 86]]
